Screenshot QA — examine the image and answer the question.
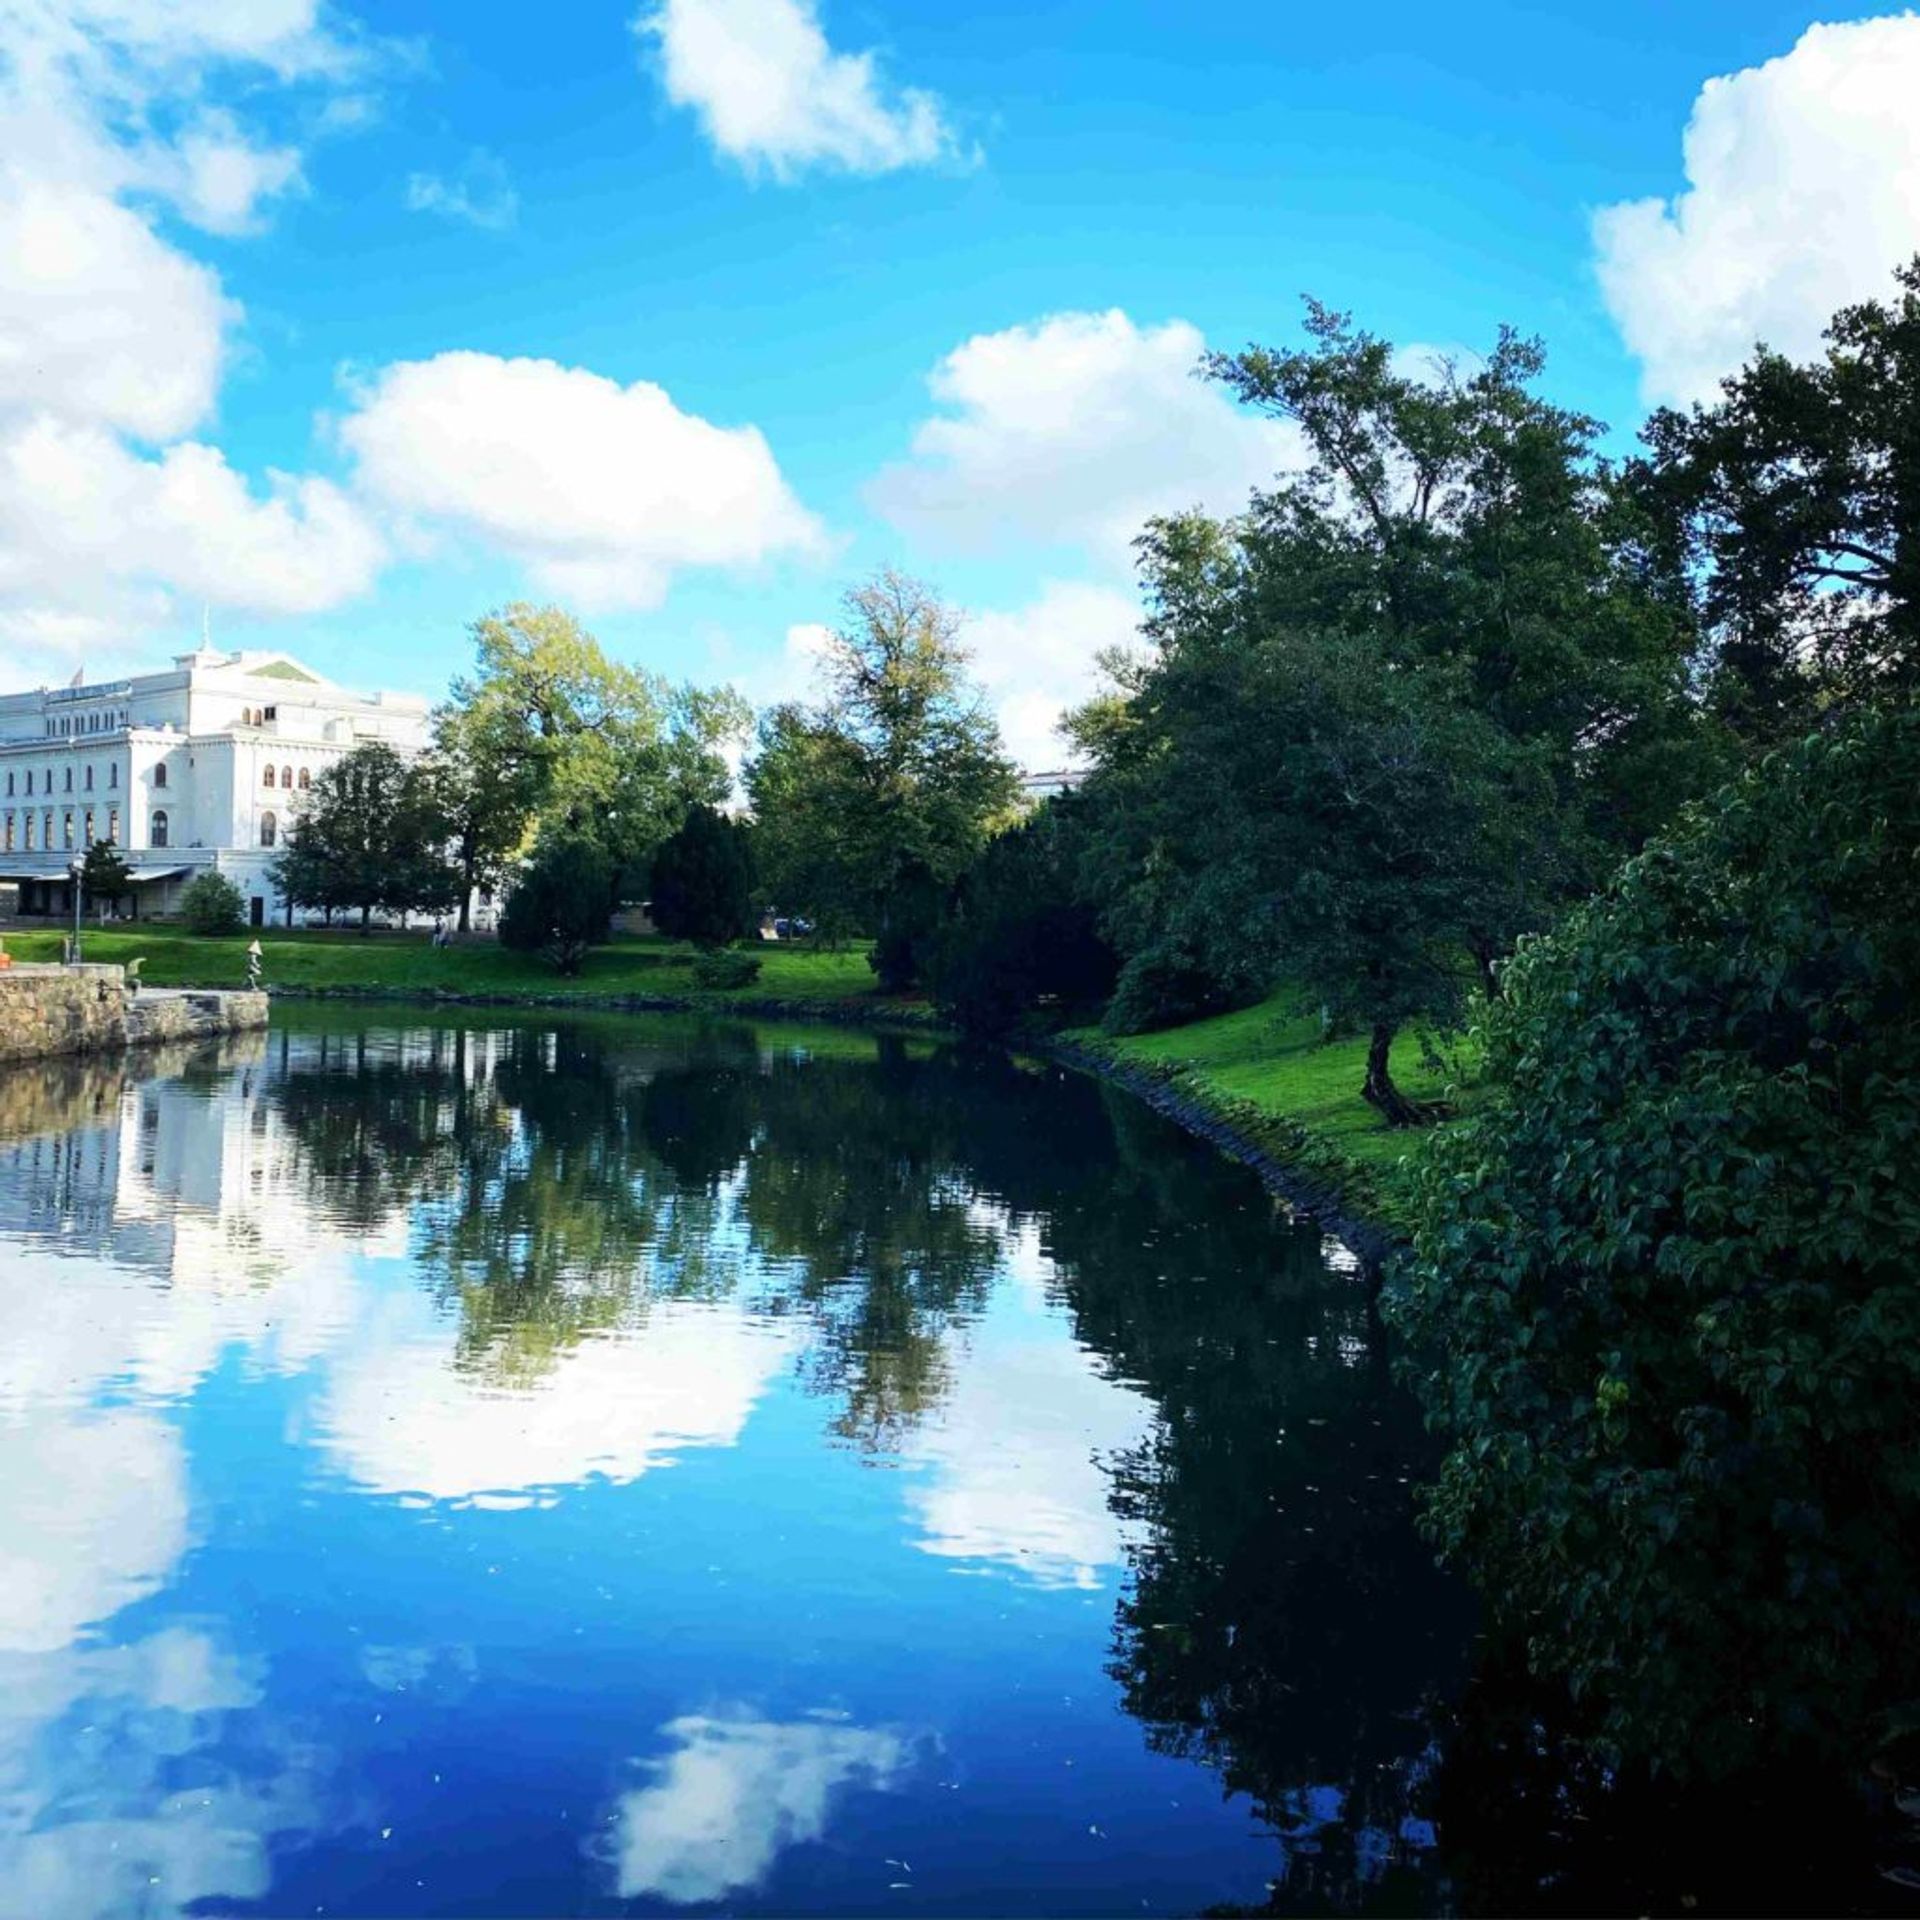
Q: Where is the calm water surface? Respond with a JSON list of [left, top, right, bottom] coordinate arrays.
[[0, 1011, 1471, 1917]]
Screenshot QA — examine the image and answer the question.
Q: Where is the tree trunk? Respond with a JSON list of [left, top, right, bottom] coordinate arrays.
[[458, 839, 475, 933], [1469, 936, 1503, 1001], [1362, 1021, 1437, 1128], [360, 904, 371, 934]]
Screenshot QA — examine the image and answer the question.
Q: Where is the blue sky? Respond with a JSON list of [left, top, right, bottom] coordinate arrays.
[[5, 1, 1918, 762]]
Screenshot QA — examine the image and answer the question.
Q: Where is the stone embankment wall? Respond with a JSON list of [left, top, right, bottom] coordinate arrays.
[[0, 964, 267, 1065]]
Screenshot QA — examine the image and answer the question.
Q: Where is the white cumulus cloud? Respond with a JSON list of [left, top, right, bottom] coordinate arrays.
[[636, 0, 966, 179], [338, 351, 826, 611], [965, 578, 1139, 769], [0, 0, 387, 677], [1594, 15, 1920, 408], [871, 309, 1303, 565]]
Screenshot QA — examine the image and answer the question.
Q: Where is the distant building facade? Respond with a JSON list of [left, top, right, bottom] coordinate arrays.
[[0, 647, 430, 926], [1018, 767, 1086, 802]]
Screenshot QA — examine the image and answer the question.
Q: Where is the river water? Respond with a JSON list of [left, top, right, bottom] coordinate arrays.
[[0, 1009, 1474, 1917]]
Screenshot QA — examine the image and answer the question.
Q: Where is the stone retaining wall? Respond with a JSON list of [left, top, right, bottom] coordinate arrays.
[[0, 964, 267, 1064]]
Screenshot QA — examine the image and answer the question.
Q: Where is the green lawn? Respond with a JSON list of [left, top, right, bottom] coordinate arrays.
[[0, 926, 889, 1006], [1070, 990, 1480, 1225]]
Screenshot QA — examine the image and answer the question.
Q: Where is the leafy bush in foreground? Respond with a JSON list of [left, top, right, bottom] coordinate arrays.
[[1386, 707, 1920, 1776]]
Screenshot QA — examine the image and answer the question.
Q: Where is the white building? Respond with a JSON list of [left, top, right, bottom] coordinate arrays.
[[0, 647, 431, 926]]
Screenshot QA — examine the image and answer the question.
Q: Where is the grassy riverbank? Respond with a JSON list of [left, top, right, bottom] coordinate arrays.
[[1065, 992, 1473, 1229], [0, 926, 887, 1006], [1, 926, 1467, 1228]]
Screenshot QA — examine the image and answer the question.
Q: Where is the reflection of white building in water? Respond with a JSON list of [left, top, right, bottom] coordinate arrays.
[[0, 646, 431, 926]]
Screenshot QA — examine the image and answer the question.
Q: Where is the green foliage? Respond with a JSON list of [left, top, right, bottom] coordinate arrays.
[[178, 870, 246, 936], [648, 804, 758, 947], [1385, 706, 1920, 1775], [867, 859, 943, 993], [498, 834, 614, 975], [1075, 302, 1705, 1116], [747, 570, 1021, 947], [688, 946, 763, 991], [1627, 256, 1920, 738], [440, 603, 748, 908], [274, 741, 461, 928], [79, 838, 132, 909], [927, 804, 1117, 1033], [1101, 937, 1254, 1038]]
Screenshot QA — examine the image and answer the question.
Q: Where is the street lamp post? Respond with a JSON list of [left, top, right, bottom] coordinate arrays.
[[68, 855, 84, 965]]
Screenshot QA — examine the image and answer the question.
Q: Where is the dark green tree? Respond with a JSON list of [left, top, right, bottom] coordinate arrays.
[[273, 742, 460, 931], [927, 802, 1116, 1033], [1075, 304, 1704, 1116], [1626, 256, 1920, 739], [498, 833, 613, 975], [747, 570, 1020, 967], [1386, 706, 1920, 1774], [79, 838, 131, 916], [647, 803, 757, 948]]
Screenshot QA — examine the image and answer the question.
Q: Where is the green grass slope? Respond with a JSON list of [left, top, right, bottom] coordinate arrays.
[[0, 927, 884, 1006], [1068, 992, 1475, 1228]]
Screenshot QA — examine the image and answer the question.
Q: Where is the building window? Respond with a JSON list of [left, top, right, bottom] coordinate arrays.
[[150, 810, 169, 848], [63, 811, 74, 849], [109, 765, 117, 789], [3, 814, 12, 850], [64, 767, 72, 792], [85, 765, 93, 790], [298, 767, 311, 790], [23, 771, 31, 796], [4, 773, 10, 796], [108, 807, 119, 844], [153, 763, 167, 789], [23, 814, 34, 850], [280, 764, 293, 789], [263, 763, 276, 789], [84, 809, 94, 846], [259, 811, 277, 849]]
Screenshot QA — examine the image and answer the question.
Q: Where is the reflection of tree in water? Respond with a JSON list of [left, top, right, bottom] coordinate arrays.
[[268, 1018, 1005, 1422], [252, 1013, 1893, 1911], [268, 1025, 488, 1236], [648, 1036, 1008, 1447], [972, 1087, 1476, 1914]]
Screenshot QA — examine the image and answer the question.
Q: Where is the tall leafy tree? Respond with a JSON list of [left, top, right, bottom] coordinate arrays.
[[1075, 304, 1704, 1118], [1625, 255, 1920, 740], [436, 603, 747, 913], [274, 741, 459, 931], [746, 571, 1020, 957]]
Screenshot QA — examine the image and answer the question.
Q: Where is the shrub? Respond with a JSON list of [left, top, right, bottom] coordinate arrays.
[[179, 870, 246, 936], [928, 810, 1117, 1034], [1101, 937, 1255, 1037], [867, 860, 944, 993], [649, 805, 758, 948], [499, 835, 612, 975], [1386, 708, 1920, 1776], [689, 947, 762, 991]]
